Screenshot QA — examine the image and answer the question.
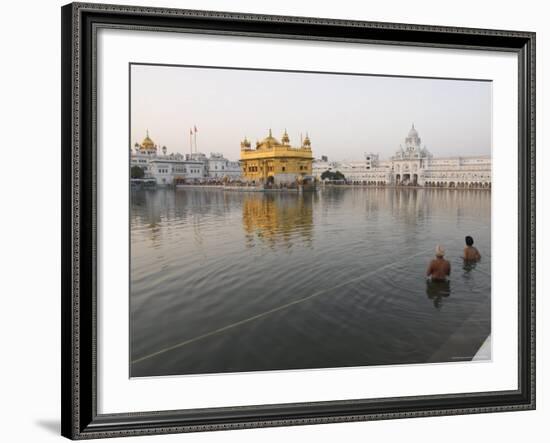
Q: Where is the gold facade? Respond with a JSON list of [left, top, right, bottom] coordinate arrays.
[[242, 193, 314, 248], [240, 129, 313, 183], [134, 129, 158, 154]]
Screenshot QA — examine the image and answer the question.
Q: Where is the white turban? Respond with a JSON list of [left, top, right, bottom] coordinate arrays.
[[435, 245, 445, 257]]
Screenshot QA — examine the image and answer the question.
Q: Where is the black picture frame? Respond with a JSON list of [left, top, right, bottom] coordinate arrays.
[[61, 2, 536, 439]]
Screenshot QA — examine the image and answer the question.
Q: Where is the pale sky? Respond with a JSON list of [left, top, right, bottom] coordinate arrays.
[[130, 64, 491, 162]]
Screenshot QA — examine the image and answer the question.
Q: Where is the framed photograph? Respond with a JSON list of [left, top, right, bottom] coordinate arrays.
[[61, 2, 535, 439]]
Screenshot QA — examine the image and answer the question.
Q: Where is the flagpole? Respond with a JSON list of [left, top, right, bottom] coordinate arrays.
[[194, 126, 198, 153], [189, 129, 192, 156]]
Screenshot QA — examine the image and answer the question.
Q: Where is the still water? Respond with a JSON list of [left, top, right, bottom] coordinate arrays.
[[130, 187, 491, 377]]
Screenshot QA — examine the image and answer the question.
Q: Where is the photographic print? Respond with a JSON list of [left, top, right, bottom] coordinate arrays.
[[61, 5, 536, 437], [129, 64, 492, 378]]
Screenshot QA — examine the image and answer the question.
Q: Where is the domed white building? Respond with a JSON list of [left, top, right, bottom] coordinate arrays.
[[391, 123, 433, 186], [130, 130, 241, 185], [313, 124, 491, 189]]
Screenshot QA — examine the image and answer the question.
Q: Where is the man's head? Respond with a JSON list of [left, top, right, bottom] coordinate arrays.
[[435, 244, 445, 258], [465, 236, 474, 246]]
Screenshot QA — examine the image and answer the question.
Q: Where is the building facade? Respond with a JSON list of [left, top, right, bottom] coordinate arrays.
[[131, 131, 241, 185], [313, 125, 491, 188], [207, 153, 241, 178], [240, 129, 313, 185]]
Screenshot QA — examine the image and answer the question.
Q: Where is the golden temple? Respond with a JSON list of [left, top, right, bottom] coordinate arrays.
[[240, 129, 313, 184]]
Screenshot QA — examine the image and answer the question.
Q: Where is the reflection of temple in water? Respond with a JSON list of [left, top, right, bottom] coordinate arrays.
[[130, 188, 164, 246], [241, 193, 314, 248], [387, 188, 491, 223], [131, 188, 239, 248], [319, 187, 490, 229]]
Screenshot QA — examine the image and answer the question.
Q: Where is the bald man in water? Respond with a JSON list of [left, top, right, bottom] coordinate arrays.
[[426, 245, 451, 282]]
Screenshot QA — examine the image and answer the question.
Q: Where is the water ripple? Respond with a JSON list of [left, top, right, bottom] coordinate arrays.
[[130, 188, 491, 376]]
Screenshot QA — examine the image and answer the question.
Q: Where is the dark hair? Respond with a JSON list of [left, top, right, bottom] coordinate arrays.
[[465, 236, 474, 246]]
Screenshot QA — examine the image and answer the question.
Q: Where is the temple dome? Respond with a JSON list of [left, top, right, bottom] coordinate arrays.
[[260, 129, 280, 145], [141, 130, 156, 149], [407, 124, 419, 138]]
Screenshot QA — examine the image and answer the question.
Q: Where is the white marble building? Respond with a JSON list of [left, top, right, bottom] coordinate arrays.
[[130, 132, 241, 185], [207, 152, 241, 179], [313, 125, 491, 189], [147, 156, 205, 185]]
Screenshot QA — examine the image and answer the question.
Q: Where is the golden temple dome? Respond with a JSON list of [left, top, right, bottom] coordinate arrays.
[[303, 133, 311, 147], [260, 128, 280, 146], [141, 130, 156, 149]]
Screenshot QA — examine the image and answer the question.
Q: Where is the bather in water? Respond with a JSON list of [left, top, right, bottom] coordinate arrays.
[[426, 244, 451, 282], [463, 235, 481, 262]]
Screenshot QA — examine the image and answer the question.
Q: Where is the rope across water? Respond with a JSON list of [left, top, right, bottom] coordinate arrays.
[[131, 247, 443, 365]]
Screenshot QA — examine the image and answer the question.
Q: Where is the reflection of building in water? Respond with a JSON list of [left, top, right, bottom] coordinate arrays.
[[387, 188, 491, 223], [241, 194, 314, 247], [131, 130, 240, 185], [240, 129, 313, 185], [313, 125, 491, 188]]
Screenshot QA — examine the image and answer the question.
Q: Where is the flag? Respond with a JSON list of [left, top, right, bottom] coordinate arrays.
[[194, 125, 198, 133]]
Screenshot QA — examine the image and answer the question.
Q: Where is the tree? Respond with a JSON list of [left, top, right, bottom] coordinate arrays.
[[131, 165, 144, 179], [321, 170, 346, 181]]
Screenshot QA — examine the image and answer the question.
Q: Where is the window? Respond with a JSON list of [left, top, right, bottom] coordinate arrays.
[[282, 166, 286, 172]]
